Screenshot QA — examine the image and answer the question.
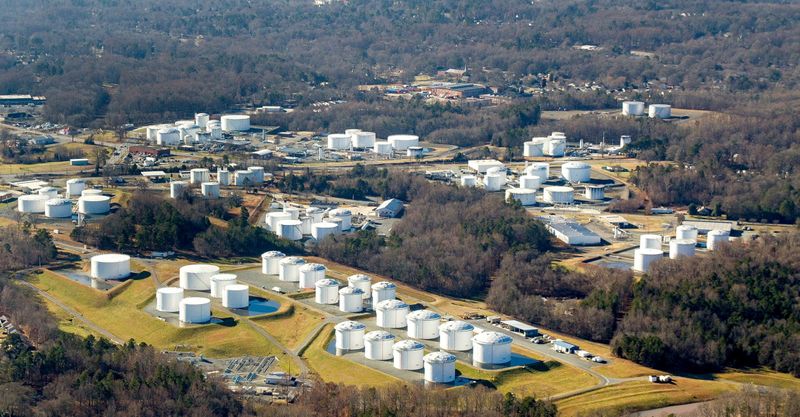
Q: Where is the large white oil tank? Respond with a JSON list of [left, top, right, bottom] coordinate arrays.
[[345, 128, 362, 136], [220, 114, 250, 131], [90, 254, 131, 280], [676, 225, 698, 241], [327, 133, 351, 150], [217, 169, 230, 186], [585, 185, 605, 201], [364, 331, 395, 360], [640, 234, 662, 250], [669, 239, 696, 259], [157, 128, 180, 146], [424, 352, 457, 384], [328, 217, 344, 233], [279, 257, 305, 282], [622, 101, 645, 116], [283, 206, 301, 220], [371, 281, 397, 309], [234, 170, 252, 186], [633, 248, 664, 273], [519, 175, 542, 190], [561, 161, 591, 183], [439, 321, 474, 351], [525, 162, 549, 180], [392, 340, 424, 370], [306, 206, 325, 223], [266, 211, 293, 231], [312, 222, 339, 241], [388, 134, 419, 151], [649, 104, 672, 119], [300, 216, 314, 235], [460, 175, 477, 187], [65, 179, 86, 198], [407, 310, 441, 339], [156, 287, 183, 312], [179, 264, 220, 291], [707, 230, 730, 251], [483, 173, 506, 191], [194, 113, 209, 129], [18, 194, 49, 213], [335, 321, 366, 351], [298, 263, 326, 289], [45, 198, 72, 218], [347, 274, 371, 300], [472, 332, 513, 366], [315, 279, 340, 304], [170, 181, 188, 199], [546, 137, 566, 157], [210, 274, 237, 298], [78, 195, 111, 214], [201, 182, 220, 199], [222, 284, 249, 309], [407, 146, 424, 158], [189, 168, 210, 184], [351, 131, 376, 148], [247, 166, 265, 184], [179, 297, 211, 324], [81, 189, 102, 197], [543, 186, 574, 204], [524, 140, 545, 157], [373, 141, 393, 156], [38, 187, 59, 199], [261, 251, 285, 275], [505, 188, 537, 206], [329, 208, 352, 231], [376, 299, 409, 328], [276, 220, 303, 241], [338, 287, 364, 313]]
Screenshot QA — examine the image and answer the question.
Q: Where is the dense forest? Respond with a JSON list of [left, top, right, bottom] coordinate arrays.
[[0, 225, 58, 273]]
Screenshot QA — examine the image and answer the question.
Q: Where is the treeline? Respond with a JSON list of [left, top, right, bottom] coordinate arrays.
[[612, 234, 800, 376], [0, 225, 57, 272], [279, 164, 422, 201]]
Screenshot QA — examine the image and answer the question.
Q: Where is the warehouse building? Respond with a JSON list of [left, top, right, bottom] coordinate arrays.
[[540, 216, 602, 246], [375, 198, 404, 218], [500, 320, 540, 338], [553, 340, 579, 354]]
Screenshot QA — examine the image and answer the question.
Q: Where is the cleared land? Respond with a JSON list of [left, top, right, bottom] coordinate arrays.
[[251, 301, 326, 351], [457, 361, 599, 399]]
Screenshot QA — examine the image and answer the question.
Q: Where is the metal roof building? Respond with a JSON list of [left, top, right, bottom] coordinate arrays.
[[500, 320, 540, 337], [553, 340, 579, 354], [540, 216, 602, 246], [680, 220, 734, 234], [375, 198, 404, 218]]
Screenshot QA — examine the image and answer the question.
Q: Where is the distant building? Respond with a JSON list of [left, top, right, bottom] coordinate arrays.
[[251, 149, 273, 159], [129, 146, 170, 157], [553, 340, 579, 354], [28, 136, 55, 146], [540, 216, 602, 246], [0, 94, 46, 106], [500, 320, 540, 338], [429, 83, 488, 98], [375, 198, 404, 218], [69, 158, 90, 166]]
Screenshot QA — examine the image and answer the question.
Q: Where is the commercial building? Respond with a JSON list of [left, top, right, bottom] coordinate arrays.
[[553, 340, 579, 354], [375, 198, 404, 218], [500, 320, 540, 338], [540, 216, 602, 246], [130, 146, 171, 157]]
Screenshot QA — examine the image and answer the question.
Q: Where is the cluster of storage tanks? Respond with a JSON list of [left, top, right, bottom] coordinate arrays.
[[147, 113, 251, 146], [523, 132, 567, 157], [264, 205, 352, 242], [168, 166, 268, 200], [621, 101, 672, 119], [632, 224, 731, 273], [633, 234, 665, 273], [467, 161, 598, 206], [326, 129, 420, 157], [17, 181, 111, 217]]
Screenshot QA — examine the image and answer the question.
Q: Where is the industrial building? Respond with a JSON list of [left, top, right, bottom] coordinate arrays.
[[500, 320, 540, 338], [553, 340, 579, 354], [375, 198, 404, 218], [540, 216, 602, 245], [467, 159, 505, 174]]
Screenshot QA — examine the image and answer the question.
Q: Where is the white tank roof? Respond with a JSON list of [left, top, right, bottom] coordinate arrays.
[[92, 253, 130, 263], [545, 186, 574, 192], [158, 287, 183, 295], [211, 273, 237, 282], [424, 351, 457, 364], [393, 340, 424, 351], [440, 320, 474, 331], [372, 281, 396, 290], [315, 278, 339, 287], [181, 264, 219, 273], [261, 251, 285, 258], [339, 286, 364, 295], [46, 198, 71, 206], [299, 263, 326, 272], [563, 161, 590, 169], [348, 274, 371, 282], [637, 248, 664, 255], [473, 331, 513, 345], [364, 330, 395, 341], [280, 256, 305, 265], [335, 320, 366, 331], [376, 299, 408, 310], [407, 310, 441, 320], [80, 195, 111, 202], [182, 297, 211, 306], [330, 208, 352, 216]]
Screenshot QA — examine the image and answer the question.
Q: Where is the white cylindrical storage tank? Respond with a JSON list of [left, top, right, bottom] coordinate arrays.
[[707, 230, 730, 251], [17, 195, 48, 213], [648, 104, 672, 119], [373, 141, 393, 155], [392, 340, 424, 370], [81, 189, 102, 197], [525, 162, 550, 180], [406, 146, 424, 158], [561, 161, 591, 183], [276, 220, 303, 241], [669, 239, 696, 259], [179, 264, 220, 291], [523, 141, 544, 157], [38, 187, 59, 199], [519, 175, 542, 190], [217, 170, 230, 186], [424, 352, 457, 384], [347, 274, 371, 300], [633, 248, 664, 273], [364, 331, 395, 360], [351, 131, 376, 148], [210, 274, 237, 298], [640, 234, 662, 250], [90, 254, 131, 280], [327, 133, 351, 150], [547, 138, 566, 157], [170, 181, 188, 199], [266, 211, 293, 231], [676, 225, 698, 241], [283, 206, 301, 220], [306, 206, 325, 222], [338, 286, 364, 313], [300, 216, 313, 235], [472, 332, 513, 366], [222, 284, 249, 309], [298, 263, 326, 289], [201, 182, 220, 199], [406, 310, 441, 340], [483, 173, 506, 192], [312, 222, 338, 241], [622, 101, 645, 116], [585, 185, 605, 200], [157, 128, 180, 146], [371, 281, 397, 309], [247, 166, 265, 184], [78, 195, 111, 214], [194, 113, 209, 129], [234, 170, 252, 186], [387, 134, 419, 151], [543, 186, 574, 204], [439, 321, 475, 351], [189, 168, 210, 184], [279, 257, 305, 282], [376, 299, 409, 329], [329, 209, 352, 231], [505, 188, 537, 206], [179, 297, 211, 324], [328, 217, 344, 234], [220, 114, 250, 131], [156, 287, 183, 312], [460, 175, 477, 187], [335, 321, 366, 351], [65, 179, 85, 198], [261, 251, 285, 275], [314, 279, 340, 304], [45, 198, 72, 218], [344, 128, 362, 136]]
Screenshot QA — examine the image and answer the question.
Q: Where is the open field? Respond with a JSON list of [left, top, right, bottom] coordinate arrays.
[[457, 361, 599, 399], [251, 302, 326, 351], [712, 369, 800, 391], [41, 297, 102, 339], [0, 160, 92, 175]]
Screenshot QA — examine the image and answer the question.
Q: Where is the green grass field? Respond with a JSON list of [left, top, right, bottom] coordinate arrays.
[[251, 303, 326, 351], [456, 360, 599, 399]]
